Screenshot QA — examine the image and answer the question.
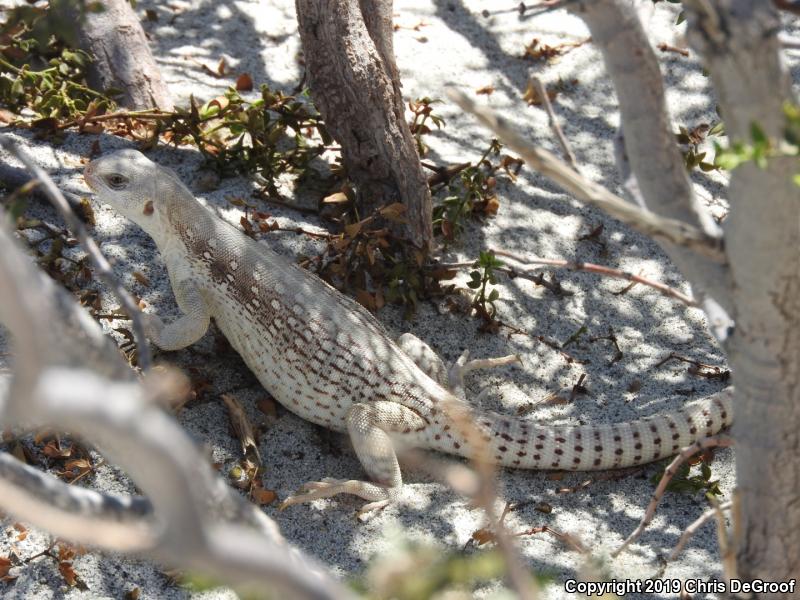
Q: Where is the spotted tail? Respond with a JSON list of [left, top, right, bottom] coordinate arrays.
[[430, 389, 733, 470]]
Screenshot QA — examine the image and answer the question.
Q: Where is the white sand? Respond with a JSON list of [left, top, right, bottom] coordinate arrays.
[[4, 1, 788, 598]]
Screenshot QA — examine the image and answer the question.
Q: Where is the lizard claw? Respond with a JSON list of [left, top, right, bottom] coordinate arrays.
[[279, 478, 393, 515]]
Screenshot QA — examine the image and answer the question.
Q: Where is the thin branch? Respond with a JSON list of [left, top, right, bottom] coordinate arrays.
[[0, 135, 152, 371], [439, 366, 540, 600], [447, 91, 726, 262], [438, 260, 572, 297], [0, 452, 156, 551], [491, 248, 698, 305], [438, 249, 698, 306], [57, 109, 175, 130], [528, 75, 577, 168], [613, 433, 734, 557], [516, 525, 588, 555], [0, 221, 349, 599], [2, 369, 352, 600], [667, 500, 732, 562], [723, 490, 742, 582]]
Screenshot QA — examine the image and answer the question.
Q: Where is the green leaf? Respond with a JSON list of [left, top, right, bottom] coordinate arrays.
[[488, 289, 499, 301], [708, 121, 725, 136], [750, 122, 767, 146]]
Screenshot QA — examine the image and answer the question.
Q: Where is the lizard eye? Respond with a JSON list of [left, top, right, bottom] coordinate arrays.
[[104, 173, 129, 190]]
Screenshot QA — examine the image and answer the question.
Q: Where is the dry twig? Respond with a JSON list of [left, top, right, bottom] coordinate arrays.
[[491, 248, 698, 306], [528, 75, 577, 168], [447, 90, 726, 262], [613, 433, 734, 557], [0, 135, 153, 370], [667, 499, 732, 562]]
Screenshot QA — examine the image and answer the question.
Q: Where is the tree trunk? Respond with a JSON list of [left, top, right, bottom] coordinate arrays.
[[685, 0, 800, 588], [295, 0, 432, 249], [75, 0, 173, 110]]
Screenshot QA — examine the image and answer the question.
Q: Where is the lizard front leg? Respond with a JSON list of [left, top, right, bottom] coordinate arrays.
[[280, 401, 426, 514], [143, 279, 211, 351]]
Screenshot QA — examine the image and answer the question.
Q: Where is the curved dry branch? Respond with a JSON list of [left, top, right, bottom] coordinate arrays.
[[447, 91, 726, 262], [0, 452, 156, 551], [0, 135, 152, 371], [0, 219, 352, 600], [613, 432, 734, 557]]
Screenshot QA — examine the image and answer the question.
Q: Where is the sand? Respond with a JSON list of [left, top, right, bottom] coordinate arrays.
[[3, 1, 784, 598]]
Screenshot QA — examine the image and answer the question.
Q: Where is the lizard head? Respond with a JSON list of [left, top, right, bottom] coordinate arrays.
[[85, 149, 182, 239]]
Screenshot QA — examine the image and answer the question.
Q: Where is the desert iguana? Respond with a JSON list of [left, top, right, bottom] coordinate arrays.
[[85, 149, 733, 513]]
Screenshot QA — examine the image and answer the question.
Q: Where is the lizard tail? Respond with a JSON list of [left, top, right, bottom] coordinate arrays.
[[431, 389, 733, 471]]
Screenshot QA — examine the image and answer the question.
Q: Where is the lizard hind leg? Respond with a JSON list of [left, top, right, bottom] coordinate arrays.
[[396, 332, 448, 387], [397, 333, 520, 400], [279, 401, 425, 515]]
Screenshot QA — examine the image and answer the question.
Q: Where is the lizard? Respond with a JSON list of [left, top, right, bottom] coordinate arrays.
[[84, 149, 733, 513]]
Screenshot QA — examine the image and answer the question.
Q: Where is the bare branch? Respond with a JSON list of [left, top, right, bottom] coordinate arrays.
[[566, 0, 734, 313], [613, 432, 734, 557], [0, 135, 153, 371], [528, 75, 577, 169], [447, 91, 726, 262], [666, 500, 732, 562], [0, 221, 351, 599], [0, 452, 156, 551], [490, 248, 698, 306], [440, 391, 540, 600], [567, 1, 720, 237]]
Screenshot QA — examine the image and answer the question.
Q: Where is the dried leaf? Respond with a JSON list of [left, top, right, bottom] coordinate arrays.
[[378, 202, 407, 223], [483, 196, 500, 215], [471, 527, 496, 546], [475, 85, 495, 96], [322, 191, 350, 204], [235, 73, 254, 91], [65, 458, 91, 471], [124, 588, 141, 600], [133, 271, 150, 287], [78, 197, 96, 226], [257, 397, 277, 418], [209, 95, 229, 111], [11, 442, 27, 463], [252, 487, 277, 505], [0, 555, 14, 581], [42, 441, 72, 458], [222, 394, 261, 462], [523, 79, 558, 106], [355, 289, 377, 311], [344, 221, 363, 238], [59, 561, 78, 586]]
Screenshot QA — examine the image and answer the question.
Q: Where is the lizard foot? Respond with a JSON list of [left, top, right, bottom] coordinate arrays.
[[448, 349, 522, 400], [279, 478, 392, 515]]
